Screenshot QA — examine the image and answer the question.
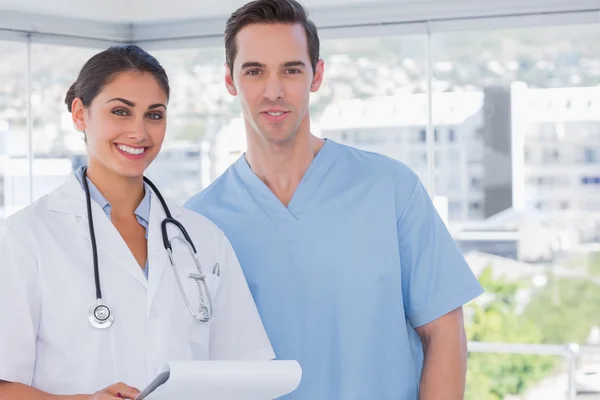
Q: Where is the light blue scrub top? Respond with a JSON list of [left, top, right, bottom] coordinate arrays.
[[185, 139, 483, 399], [75, 166, 151, 278]]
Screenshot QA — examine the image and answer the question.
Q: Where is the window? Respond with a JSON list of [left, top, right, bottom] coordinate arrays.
[[542, 149, 560, 163], [432, 23, 600, 399], [475, 127, 484, 139], [355, 129, 388, 145], [0, 41, 27, 219], [448, 201, 462, 219], [448, 128, 456, 142], [469, 201, 481, 211], [29, 44, 98, 210], [0, 18, 598, 400], [584, 148, 598, 163], [146, 47, 233, 204], [582, 176, 600, 185], [467, 201, 482, 218]]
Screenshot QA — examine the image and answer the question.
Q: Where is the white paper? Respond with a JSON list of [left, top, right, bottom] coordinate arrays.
[[143, 360, 302, 400]]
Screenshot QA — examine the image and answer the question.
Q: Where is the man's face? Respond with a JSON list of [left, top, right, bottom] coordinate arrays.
[[226, 23, 324, 145]]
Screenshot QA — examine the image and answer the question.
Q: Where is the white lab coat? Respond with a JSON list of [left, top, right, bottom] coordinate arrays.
[[0, 173, 274, 395]]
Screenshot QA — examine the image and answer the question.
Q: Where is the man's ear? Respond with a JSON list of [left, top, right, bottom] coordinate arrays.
[[225, 63, 237, 96], [310, 59, 325, 93]]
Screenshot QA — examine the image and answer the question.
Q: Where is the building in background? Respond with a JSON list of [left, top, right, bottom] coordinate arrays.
[[145, 140, 203, 205], [318, 90, 490, 222], [317, 84, 600, 223], [512, 83, 600, 214], [212, 117, 246, 181]]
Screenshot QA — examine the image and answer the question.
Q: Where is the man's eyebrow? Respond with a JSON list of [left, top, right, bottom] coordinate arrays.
[[282, 61, 307, 68], [241, 61, 266, 69]]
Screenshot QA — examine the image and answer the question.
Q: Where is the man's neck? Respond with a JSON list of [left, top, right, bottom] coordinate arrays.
[[245, 129, 325, 207], [86, 159, 145, 218]]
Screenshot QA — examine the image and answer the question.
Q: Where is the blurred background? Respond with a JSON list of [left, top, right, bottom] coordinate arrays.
[[1, 1, 600, 398]]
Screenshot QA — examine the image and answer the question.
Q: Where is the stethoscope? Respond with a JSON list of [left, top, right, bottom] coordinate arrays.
[[81, 167, 215, 329]]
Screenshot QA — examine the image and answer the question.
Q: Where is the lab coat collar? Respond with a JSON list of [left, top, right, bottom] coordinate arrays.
[[47, 173, 183, 291], [47, 173, 182, 219]]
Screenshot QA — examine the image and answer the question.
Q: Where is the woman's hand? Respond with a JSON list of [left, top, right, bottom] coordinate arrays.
[[87, 382, 141, 399], [0, 380, 141, 400]]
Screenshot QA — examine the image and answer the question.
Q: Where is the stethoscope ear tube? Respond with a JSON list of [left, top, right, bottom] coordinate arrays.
[[145, 176, 198, 254], [161, 218, 197, 254]]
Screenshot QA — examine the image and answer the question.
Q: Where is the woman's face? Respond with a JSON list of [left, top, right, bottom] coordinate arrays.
[[72, 71, 168, 178]]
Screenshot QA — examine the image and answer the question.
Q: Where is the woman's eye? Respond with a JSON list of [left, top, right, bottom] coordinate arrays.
[[147, 113, 163, 120], [112, 109, 129, 116]]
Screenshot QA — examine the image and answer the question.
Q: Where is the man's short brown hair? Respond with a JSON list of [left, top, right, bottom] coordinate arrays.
[[224, 0, 320, 74]]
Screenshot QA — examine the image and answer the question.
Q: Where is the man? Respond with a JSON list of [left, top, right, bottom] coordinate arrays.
[[185, 0, 483, 398]]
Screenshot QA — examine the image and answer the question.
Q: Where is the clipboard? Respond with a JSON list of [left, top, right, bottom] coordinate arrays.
[[135, 360, 302, 400], [135, 370, 170, 399]]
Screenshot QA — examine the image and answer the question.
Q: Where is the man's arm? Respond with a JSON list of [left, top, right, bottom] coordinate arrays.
[[393, 171, 482, 398], [415, 307, 468, 400]]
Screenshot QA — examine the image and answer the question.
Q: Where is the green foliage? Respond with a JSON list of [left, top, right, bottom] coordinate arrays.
[[522, 274, 600, 345], [587, 252, 600, 278], [465, 266, 557, 399], [466, 253, 600, 398]]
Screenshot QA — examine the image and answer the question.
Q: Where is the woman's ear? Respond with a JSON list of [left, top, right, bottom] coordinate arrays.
[[71, 98, 86, 132]]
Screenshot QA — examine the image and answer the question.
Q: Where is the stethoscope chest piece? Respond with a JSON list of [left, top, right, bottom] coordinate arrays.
[[88, 299, 114, 329]]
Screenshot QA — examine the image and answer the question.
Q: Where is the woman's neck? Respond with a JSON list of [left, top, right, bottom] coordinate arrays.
[[85, 159, 145, 218]]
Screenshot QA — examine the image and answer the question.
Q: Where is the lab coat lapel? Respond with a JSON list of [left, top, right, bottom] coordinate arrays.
[[48, 174, 148, 288], [146, 193, 182, 309], [76, 205, 148, 288]]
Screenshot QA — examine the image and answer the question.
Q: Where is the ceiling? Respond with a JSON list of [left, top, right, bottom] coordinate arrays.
[[1, 0, 599, 23], [0, 0, 397, 22], [0, 0, 598, 45]]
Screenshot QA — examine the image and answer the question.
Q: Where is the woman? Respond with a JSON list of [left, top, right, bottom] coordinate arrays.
[[0, 45, 274, 399]]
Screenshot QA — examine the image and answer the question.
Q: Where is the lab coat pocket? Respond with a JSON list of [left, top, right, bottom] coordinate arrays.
[[185, 268, 221, 359], [204, 269, 221, 302]]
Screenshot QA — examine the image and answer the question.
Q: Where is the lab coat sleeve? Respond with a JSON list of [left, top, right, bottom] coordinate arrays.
[[0, 225, 40, 384], [395, 171, 484, 328], [208, 231, 275, 360]]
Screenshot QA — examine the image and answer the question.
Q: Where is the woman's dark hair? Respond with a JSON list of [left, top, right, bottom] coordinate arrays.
[[224, 0, 320, 74], [65, 44, 170, 113]]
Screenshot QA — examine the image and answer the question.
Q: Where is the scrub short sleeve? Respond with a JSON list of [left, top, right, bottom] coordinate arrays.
[[208, 231, 275, 361], [0, 225, 40, 384], [395, 171, 483, 328]]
